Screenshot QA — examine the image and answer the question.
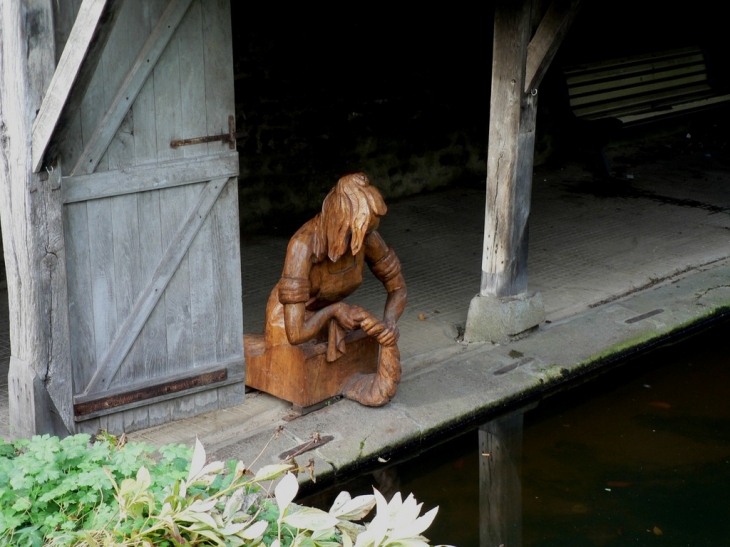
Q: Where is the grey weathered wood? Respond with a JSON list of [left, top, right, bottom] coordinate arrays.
[[147, 399, 173, 427], [204, 1, 243, 368], [102, 2, 136, 171], [480, 0, 534, 297], [1, 0, 74, 437], [75, 358, 243, 406], [203, 0, 235, 156], [524, 0, 582, 93], [62, 152, 239, 203], [213, 178, 245, 362], [194, 390, 219, 415], [76, 417, 101, 435], [217, 383, 246, 409], [42, 164, 74, 432], [31, 0, 109, 172], [161, 184, 193, 375], [46, 0, 126, 170], [179, 0, 209, 160], [137, 190, 168, 378], [65, 201, 97, 391], [182, 1, 217, 372], [130, 0, 159, 167], [479, 412, 525, 547], [88, 197, 118, 362], [84, 177, 230, 394], [111, 193, 142, 387], [99, 412, 125, 435], [70, 0, 194, 176], [124, 407, 149, 432]]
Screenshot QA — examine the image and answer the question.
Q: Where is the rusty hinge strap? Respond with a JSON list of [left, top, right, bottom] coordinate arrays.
[[74, 368, 228, 416], [170, 115, 247, 149]]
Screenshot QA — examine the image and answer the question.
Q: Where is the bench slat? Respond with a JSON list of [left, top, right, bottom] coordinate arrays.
[[574, 85, 716, 119], [565, 46, 726, 126], [564, 46, 702, 77], [571, 74, 710, 107], [617, 93, 730, 124], [569, 65, 708, 97]]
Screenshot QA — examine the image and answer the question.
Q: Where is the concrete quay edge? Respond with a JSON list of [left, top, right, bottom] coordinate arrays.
[[147, 258, 730, 491]]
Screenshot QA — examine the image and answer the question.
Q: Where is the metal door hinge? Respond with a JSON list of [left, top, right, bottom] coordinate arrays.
[[170, 115, 247, 149]]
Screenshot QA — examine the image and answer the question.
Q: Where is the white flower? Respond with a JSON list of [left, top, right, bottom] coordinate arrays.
[[354, 489, 438, 547]]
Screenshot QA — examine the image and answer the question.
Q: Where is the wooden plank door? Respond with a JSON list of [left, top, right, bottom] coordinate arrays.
[[55, 0, 244, 433]]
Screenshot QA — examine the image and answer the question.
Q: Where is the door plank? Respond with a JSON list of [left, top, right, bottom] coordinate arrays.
[[100, 0, 135, 171], [87, 198, 118, 364], [84, 177, 229, 394], [111, 193, 142, 387], [65, 202, 97, 389], [69, 0, 195, 176], [161, 184, 193, 377], [202, 0, 235, 155], [62, 151, 239, 203], [137, 190, 167, 379], [212, 178, 244, 362], [31, 0, 109, 172]]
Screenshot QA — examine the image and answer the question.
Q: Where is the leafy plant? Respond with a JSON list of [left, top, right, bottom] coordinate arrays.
[[1, 432, 447, 547], [0, 434, 191, 546]]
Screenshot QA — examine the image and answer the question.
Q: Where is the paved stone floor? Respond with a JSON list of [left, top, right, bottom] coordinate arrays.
[[2, 129, 730, 443]]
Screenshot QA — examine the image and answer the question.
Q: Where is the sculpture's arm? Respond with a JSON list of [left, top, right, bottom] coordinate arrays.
[[365, 231, 408, 346], [279, 237, 358, 345]]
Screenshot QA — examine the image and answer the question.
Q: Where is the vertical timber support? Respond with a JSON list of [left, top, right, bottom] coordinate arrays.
[[1, 0, 74, 437], [465, 0, 581, 343]]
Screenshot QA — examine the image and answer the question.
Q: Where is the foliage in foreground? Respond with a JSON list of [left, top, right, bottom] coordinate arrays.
[[0, 432, 443, 547]]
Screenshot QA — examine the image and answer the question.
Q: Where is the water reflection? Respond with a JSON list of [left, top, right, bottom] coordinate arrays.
[[305, 321, 730, 546], [479, 409, 531, 547]]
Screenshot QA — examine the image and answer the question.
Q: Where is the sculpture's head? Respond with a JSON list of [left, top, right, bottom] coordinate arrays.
[[315, 173, 387, 262]]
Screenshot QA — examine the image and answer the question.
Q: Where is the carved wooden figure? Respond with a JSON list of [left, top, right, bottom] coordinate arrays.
[[245, 173, 407, 410]]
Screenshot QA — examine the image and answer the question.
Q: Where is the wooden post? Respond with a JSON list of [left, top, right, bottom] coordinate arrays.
[[480, 0, 534, 298], [465, 0, 581, 342], [1, 0, 74, 437]]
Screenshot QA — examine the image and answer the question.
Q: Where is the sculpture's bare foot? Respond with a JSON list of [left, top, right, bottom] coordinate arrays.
[[341, 344, 401, 406]]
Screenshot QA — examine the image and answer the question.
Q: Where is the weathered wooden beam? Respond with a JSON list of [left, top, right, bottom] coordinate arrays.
[[1, 0, 74, 436], [62, 151, 239, 203], [524, 0, 582, 93], [31, 0, 108, 173], [480, 0, 534, 297], [83, 177, 231, 395], [69, 0, 195, 176]]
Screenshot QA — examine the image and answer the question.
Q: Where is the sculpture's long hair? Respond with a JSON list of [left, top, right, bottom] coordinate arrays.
[[313, 173, 387, 262]]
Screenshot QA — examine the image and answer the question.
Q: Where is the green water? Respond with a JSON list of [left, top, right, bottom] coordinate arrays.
[[306, 321, 730, 546]]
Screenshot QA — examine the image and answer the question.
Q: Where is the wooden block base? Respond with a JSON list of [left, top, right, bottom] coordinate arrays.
[[244, 330, 379, 408]]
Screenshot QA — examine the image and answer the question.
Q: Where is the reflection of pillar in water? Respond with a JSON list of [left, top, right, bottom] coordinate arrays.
[[479, 411, 526, 547]]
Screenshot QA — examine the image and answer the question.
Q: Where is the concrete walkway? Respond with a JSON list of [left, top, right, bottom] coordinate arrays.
[[2, 131, 730, 486]]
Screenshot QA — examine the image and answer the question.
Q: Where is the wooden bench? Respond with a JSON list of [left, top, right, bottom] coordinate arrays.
[[565, 46, 730, 127]]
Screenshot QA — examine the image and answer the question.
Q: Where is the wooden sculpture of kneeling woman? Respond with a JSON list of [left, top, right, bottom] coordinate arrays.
[[264, 173, 407, 406]]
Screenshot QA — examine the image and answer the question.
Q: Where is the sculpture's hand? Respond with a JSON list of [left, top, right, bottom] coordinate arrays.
[[359, 315, 399, 347], [375, 320, 400, 346], [332, 302, 360, 330]]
